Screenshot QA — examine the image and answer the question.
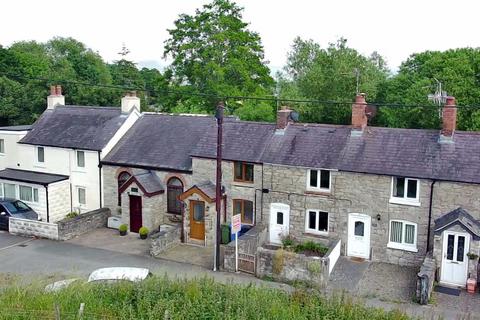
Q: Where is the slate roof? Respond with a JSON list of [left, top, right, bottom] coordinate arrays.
[[434, 207, 480, 239], [0, 168, 69, 185], [134, 171, 164, 194], [0, 125, 32, 131], [191, 121, 276, 163], [20, 106, 128, 151], [102, 114, 218, 171]]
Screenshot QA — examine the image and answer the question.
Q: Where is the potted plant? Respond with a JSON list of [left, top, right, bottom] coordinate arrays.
[[119, 224, 128, 236], [467, 252, 479, 260], [139, 227, 149, 240]]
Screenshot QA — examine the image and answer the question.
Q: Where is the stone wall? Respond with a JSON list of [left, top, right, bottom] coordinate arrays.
[[192, 158, 263, 225], [256, 246, 330, 288], [57, 208, 111, 240], [262, 163, 480, 267], [9, 217, 59, 240], [416, 253, 436, 305], [150, 224, 181, 256]]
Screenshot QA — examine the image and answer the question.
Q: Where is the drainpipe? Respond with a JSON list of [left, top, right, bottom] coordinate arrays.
[[45, 185, 50, 223], [98, 151, 103, 208], [214, 102, 224, 271], [427, 180, 437, 252]]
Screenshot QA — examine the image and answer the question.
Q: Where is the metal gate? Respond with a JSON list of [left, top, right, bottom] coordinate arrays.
[[238, 253, 255, 274]]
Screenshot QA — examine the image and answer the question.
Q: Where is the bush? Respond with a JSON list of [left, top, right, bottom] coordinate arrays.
[[281, 234, 295, 248], [118, 224, 128, 232], [65, 212, 79, 219], [294, 241, 329, 256], [139, 227, 149, 236]]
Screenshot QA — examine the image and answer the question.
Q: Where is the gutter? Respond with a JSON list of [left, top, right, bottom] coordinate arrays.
[[427, 180, 437, 252]]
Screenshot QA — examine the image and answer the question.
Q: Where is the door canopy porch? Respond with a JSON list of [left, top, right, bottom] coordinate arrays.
[[178, 181, 216, 204], [434, 207, 480, 240]]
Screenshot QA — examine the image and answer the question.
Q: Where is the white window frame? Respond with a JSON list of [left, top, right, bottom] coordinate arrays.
[[77, 187, 86, 206], [76, 150, 86, 168], [390, 177, 420, 206], [36, 146, 45, 164], [387, 219, 418, 252], [0, 182, 3, 197], [304, 209, 329, 235], [0, 139, 5, 154], [18, 185, 39, 203], [306, 169, 331, 192]]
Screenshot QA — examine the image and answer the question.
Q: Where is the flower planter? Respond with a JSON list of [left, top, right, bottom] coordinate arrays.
[[140, 233, 148, 240], [120, 230, 127, 236]]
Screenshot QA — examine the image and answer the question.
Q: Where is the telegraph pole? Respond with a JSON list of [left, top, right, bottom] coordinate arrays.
[[214, 101, 224, 271]]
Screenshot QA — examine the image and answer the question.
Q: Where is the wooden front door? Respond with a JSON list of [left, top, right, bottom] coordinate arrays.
[[129, 195, 142, 233], [190, 200, 205, 240]]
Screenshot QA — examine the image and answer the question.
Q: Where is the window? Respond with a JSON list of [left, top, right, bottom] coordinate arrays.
[[233, 199, 254, 225], [307, 169, 330, 192], [4, 183, 16, 198], [388, 220, 417, 252], [19, 185, 39, 203], [76, 150, 85, 168], [391, 177, 419, 205], [117, 172, 131, 206], [234, 162, 254, 183], [0, 139, 4, 154], [354, 221, 365, 236], [77, 187, 86, 205], [37, 146, 45, 163], [305, 210, 329, 235], [276, 211, 284, 225], [167, 177, 183, 214], [0, 183, 3, 197]]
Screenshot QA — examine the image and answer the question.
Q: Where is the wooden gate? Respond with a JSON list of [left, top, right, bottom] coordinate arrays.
[[238, 253, 255, 274]]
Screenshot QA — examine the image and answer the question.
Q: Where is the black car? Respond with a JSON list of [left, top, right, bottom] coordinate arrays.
[[0, 198, 40, 231]]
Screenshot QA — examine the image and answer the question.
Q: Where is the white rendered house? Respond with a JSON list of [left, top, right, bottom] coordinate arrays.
[[0, 86, 140, 222]]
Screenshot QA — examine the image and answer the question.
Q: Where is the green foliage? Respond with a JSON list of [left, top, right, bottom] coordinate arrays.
[[0, 276, 410, 319], [65, 212, 79, 219], [280, 234, 295, 248], [118, 224, 128, 233], [294, 241, 329, 256], [163, 0, 274, 114], [272, 249, 285, 275], [139, 226, 149, 236], [307, 261, 322, 275]]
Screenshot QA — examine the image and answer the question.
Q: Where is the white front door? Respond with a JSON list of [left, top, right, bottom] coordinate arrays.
[[347, 213, 371, 259], [269, 203, 290, 244], [440, 231, 470, 287]]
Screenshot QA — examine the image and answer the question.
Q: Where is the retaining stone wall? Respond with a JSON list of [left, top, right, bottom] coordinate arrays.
[[150, 224, 182, 256], [57, 208, 111, 240], [416, 253, 436, 305], [9, 218, 59, 240]]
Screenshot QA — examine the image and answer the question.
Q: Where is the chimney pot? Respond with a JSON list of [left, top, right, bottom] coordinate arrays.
[[50, 85, 56, 96], [351, 94, 368, 133], [47, 84, 65, 109], [276, 107, 293, 130], [56, 85, 62, 96]]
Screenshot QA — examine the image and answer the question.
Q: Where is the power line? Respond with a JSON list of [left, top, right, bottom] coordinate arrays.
[[3, 72, 480, 109]]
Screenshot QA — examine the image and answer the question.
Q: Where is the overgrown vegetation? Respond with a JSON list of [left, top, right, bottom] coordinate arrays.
[[65, 212, 79, 219], [0, 276, 410, 319], [281, 235, 329, 257]]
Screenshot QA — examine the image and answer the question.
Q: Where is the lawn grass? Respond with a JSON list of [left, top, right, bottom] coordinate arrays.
[[0, 276, 410, 319]]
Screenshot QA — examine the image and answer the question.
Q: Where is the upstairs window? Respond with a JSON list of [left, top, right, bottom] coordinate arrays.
[[388, 220, 417, 252], [0, 139, 4, 154], [76, 150, 85, 168], [37, 147, 45, 163], [233, 199, 254, 225], [391, 177, 419, 205], [305, 210, 329, 235], [234, 162, 254, 183], [307, 169, 330, 192]]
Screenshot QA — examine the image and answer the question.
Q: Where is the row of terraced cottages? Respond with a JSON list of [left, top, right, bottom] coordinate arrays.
[[0, 87, 478, 288]]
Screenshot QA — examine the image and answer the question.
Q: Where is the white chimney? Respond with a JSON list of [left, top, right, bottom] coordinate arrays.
[[47, 85, 65, 109], [121, 91, 140, 113]]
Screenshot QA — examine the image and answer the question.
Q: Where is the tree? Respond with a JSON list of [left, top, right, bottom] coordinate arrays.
[[280, 37, 389, 124], [376, 48, 480, 130], [163, 0, 274, 114]]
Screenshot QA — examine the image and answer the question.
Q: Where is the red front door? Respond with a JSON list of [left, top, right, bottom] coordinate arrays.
[[129, 195, 142, 233]]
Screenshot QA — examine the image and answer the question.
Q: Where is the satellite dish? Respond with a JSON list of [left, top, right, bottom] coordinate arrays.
[[289, 111, 299, 122]]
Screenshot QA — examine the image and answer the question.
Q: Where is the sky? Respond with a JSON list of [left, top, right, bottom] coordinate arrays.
[[1, 0, 479, 73]]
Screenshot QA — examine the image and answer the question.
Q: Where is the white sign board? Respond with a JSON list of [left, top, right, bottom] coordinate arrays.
[[232, 214, 241, 234]]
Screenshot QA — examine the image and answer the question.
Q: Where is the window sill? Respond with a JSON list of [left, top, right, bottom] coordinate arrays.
[[0, 153, 5, 156], [387, 242, 418, 253], [305, 189, 331, 196], [34, 164, 46, 169], [232, 181, 254, 188], [304, 231, 329, 238], [389, 198, 420, 207], [72, 168, 87, 173]]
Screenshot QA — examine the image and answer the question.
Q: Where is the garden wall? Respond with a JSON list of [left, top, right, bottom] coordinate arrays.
[[150, 224, 182, 256], [416, 252, 436, 305], [57, 208, 111, 240], [9, 218, 59, 240]]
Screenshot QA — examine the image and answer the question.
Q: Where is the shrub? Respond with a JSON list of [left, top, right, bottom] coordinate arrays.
[[139, 227, 149, 236], [65, 212, 79, 219], [119, 224, 128, 232], [281, 234, 295, 248], [294, 241, 329, 256]]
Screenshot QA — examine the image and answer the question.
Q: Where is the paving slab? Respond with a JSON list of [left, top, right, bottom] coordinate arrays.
[[159, 244, 213, 269], [328, 256, 370, 293]]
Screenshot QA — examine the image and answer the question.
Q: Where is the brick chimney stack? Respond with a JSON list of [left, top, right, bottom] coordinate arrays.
[[121, 91, 140, 114], [351, 93, 367, 135], [440, 96, 457, 143], [276, 106, 293, 130], [47, 85, 65, 109]]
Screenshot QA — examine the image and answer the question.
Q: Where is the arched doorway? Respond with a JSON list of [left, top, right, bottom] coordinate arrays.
[[167, 177, 183, 214], [117, 172, 131, 206]]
